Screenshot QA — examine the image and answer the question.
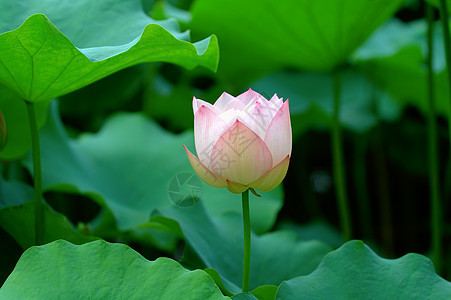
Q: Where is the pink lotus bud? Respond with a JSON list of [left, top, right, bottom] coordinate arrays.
[[184, 89, 291, 194], [0, 110, 7, 151]]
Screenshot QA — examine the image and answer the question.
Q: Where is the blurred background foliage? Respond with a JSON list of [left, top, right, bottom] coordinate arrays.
[[1, 0, 451, 293]]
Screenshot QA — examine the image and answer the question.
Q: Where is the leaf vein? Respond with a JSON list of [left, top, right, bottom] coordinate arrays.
[[0, 58, 23, 97], [34, 53, 77, 101]]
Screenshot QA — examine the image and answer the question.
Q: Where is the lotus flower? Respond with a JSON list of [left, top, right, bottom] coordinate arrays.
[[184, 89, 291, 194], [0, 110, 7, 151]]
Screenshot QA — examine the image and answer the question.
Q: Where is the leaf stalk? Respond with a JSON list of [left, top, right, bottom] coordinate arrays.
[[26, 101, 44, 245]]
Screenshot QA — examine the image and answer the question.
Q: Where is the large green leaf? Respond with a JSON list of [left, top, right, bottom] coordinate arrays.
[[354, 19, 450, 118], [0, 0, 218, 102], [0, 177, 96, 248], [352, 19, 441, 66], [251, 69, 401, 136], [164, 205, 333, 293], [26, 102, 282, 234], [190, 0, 405, 82], [0, 240, 227, 299], [0, 84, 50, 160], [275, 240, 451, 299]]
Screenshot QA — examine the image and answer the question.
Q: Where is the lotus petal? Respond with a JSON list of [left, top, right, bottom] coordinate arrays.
[[183, 145, 226, 188], [210, 120, 272, 184]]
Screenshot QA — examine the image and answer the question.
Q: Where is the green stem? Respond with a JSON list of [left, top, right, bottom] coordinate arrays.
[[241, 189, 251, 293], [426, 2, 442, 273], [332, 71, 352, 240], [439, 0, 451, 149], [26, 101, 44, 245]]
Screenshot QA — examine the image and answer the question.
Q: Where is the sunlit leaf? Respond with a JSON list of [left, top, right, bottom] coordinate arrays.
[[0, 0, 218, 102], [0, 240, 227, 299]]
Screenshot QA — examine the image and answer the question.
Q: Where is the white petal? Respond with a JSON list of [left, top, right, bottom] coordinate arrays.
[[222, 99, 246, 111], [184, 145, 226, 188], [237, 89, 267, 106], [269, 94, 283, 109], [249, 155, 290, 192], [193, 97, 219, 115], [213, 92, 237, 112], [237, 100, 278, 139], [264, 100, 292, 165], [218, 107, 239, 125], [210, 120, 273, 184], [194, 105, 229, 167]]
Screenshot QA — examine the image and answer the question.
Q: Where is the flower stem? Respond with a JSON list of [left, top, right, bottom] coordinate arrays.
[[241, 189, 251, 292], [332, 71, 352, 240], [26, 101, 44, 245], [439, 0, 451, 149], [426, 2, 443, 273]]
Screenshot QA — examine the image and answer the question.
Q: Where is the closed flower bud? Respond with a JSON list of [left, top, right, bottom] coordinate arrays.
[[184, 89, 292, 194]]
